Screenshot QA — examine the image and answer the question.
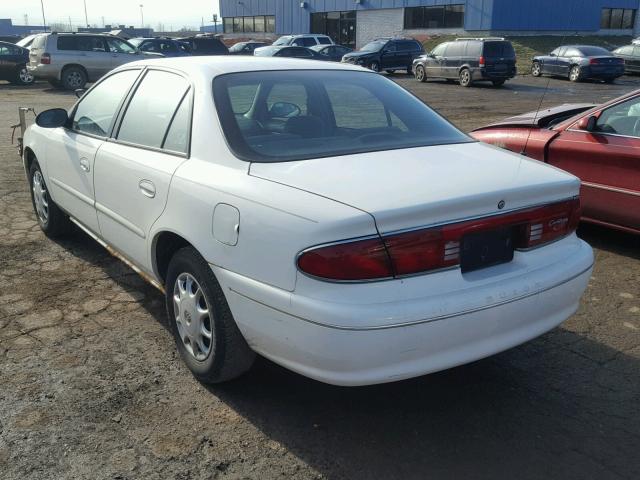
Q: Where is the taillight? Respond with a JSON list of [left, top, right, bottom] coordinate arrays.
[[297, 237, 393, 281], [297, 198, 580, 281], [479, 55, 485, 67], [40, 53, 51, 64]]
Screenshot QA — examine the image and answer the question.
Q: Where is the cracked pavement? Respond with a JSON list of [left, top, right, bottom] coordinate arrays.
[[0, 77, 639, 479]]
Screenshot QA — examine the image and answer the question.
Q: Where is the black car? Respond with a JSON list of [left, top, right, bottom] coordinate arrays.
[[413, 38, 516, 87], [341, 37, 424, 74], [253, 45, 324, 60], [0, 40, 34, 85], [176, 34, 228, 56], [129, 37, 191, 57], [531, 45, 624, 83], [613, 44, 640, 74], [310, 44, 353, 62], [229, 41, 270, 55]]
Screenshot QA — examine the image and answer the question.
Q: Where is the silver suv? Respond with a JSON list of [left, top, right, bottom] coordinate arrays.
[[28, 32, 159, 90]]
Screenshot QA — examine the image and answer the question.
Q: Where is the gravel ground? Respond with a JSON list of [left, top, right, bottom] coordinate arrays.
[[0, 74, 639, 480]]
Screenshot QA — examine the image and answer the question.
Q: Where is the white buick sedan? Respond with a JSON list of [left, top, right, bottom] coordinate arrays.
[[23, 57, 593, 386]]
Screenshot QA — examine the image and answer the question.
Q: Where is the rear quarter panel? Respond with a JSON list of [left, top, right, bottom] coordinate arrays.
[[471, 127, 558, 161]]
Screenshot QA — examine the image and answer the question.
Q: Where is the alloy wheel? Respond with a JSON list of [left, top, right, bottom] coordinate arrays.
[[19, 67, 34, 84], [66, 71, 83, 88], [32, 170, 49, 224], [173, 272, 214, 361]]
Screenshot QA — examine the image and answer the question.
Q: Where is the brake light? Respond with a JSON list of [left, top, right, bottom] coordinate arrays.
[[479, 55, 485, 67], [297, 198, 580, 281], [40, 53, 51, 64]]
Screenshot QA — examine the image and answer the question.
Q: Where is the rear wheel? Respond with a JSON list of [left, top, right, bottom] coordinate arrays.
[[531, 61, 542, 77], [370, 61, 380, 73], [459, 68, 472, 87], [166, 247, 255, 384], [415, 65, 427, 83], [492, 79, 506, 87], [569, 65, 582, 82], [61, 66, 87, 90], [13, 66, 34, 85], [28, 161, 71, 238]]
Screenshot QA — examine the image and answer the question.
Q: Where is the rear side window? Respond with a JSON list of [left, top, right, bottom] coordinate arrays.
[[446, 42, 465, 56], [293, 37, 317, 47], [57, 36, 78, 51], [465, 41, 482, 56], [72, 70, 141, 137], [117, 70, 190, 150], [317, 37, 331, 45], [163, 93, 192, 154], [483, 42, 515, 58]]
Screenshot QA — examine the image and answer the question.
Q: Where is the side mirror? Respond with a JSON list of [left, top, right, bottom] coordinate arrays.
[[549, 53, 557, 57], [576, 115, 597, 132], [74, 88, 86, 99], [268, 102, 301, 118], [35, 108, 68, 128]]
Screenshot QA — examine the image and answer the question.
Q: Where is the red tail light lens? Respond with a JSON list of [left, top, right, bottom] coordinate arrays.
[[40, 53, 51, 64], [479, 55, 485, 67], [297, 198, 580, 281], [297, 237, 393, 281]]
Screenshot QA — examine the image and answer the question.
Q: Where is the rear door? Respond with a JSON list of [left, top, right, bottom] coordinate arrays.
[[93, 69, 192, 272], [45, 69, 141, 234], [547, 95, 640, 231], [379, 42, 397, 69]]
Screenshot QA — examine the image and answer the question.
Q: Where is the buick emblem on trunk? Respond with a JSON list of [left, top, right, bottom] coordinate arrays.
[[497, 200, 505, 209]]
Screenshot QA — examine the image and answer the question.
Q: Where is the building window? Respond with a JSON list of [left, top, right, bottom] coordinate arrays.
[[404, 5, 465, 29], [310, 11, 356, 48], [601, 8, 636, 29], [223, 16, 275, 34]]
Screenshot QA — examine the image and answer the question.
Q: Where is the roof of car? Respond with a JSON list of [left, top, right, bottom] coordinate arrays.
[[121, 55, 365, 77]]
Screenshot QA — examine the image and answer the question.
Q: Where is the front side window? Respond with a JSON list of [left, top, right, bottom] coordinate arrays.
[[595, 96, 640, 138], [107, 37, 136, 54], [431, 43, 447, 57], [71, 69, 141, 137], [213, 70, 470, 163], [117, 70, 190, 149]]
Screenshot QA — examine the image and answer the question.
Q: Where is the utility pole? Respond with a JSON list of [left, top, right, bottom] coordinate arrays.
[[102, 16, 105, 27], [139, 4, 144, 27], [83, 0, 89, 27], [40, 0, 47, 31], [23, 14, 29, 25], [69, 16, 72, 31]]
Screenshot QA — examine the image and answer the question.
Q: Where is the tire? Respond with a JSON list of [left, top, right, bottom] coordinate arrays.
[[61, 66, 87, 90], [569, 65, 582, 82], [459, 68, 472, 87], [370, 61, 380, 73], [28, 161, 71, 238], [415, 65, 427, 83], [13, 65, 35, 85], [531, 61, 542, 77], [165, 247, 255, 384], [492, 79, 506, 87]]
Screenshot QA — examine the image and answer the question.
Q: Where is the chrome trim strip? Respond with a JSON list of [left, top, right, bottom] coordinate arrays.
[[50, 177, 94, 207], [581, 181, 640, 197], [229, 262, 593, 331], [565, 128, 640, 141], [95, 202, 146, 239]]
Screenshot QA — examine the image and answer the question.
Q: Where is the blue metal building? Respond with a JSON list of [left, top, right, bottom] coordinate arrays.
[[219, 0, 640, 47], [0, 19, 46, 37]]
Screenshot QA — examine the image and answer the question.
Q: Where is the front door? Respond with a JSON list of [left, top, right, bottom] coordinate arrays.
[[426, 43, 447, 77], [93, 69, 191, 273], [379, 43, 397, 69], [45, 69, 141, 233], [106, 37, 140, 70], [547, 95, 640, 231]]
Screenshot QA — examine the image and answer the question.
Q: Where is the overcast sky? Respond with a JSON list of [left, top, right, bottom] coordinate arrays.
[[3, 0, 220, 30]]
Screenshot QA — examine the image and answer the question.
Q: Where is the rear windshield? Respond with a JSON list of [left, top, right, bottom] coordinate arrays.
[[483, 41, 515, 58], [213, 70, 470, 163], [577, 46, 611, 56]]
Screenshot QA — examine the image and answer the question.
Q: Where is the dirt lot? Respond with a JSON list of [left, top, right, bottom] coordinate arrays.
[[1, 74, 639, 480]]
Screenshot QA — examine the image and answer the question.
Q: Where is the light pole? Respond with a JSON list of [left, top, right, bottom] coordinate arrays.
[[139, 4, 144, 28], [83, 0, 89, 27], [40, 0, 48, 31]]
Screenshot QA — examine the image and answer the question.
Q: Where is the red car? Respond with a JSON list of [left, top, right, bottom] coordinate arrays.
[[471, 89, 640, 235]]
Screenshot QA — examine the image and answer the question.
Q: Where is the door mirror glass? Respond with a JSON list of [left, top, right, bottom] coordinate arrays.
[[268, 101, 301, 118], [35, 108, 68, 128], [576, 115, 597, 132]]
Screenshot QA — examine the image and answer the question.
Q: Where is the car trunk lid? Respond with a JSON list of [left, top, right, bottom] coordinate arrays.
[[249, 142, 580, 234]]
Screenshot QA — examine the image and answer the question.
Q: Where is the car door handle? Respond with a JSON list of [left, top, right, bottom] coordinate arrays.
[[138, 179, 156, 198], [79, 157, 90, 172]]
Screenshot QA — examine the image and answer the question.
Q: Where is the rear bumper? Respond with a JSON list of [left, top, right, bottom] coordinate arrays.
[[474, 67, 517, 81], [582, 65, 625, 78], [215, 236, 593, 386], [27, 63, 60, 81]]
